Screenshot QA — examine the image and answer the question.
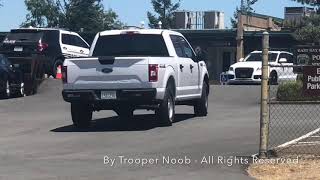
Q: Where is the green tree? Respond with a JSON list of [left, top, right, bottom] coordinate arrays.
[[22, 0, 123, 33], [147, 0, 181, 29], [289, 0, 320, 43], [22, 0, 62, 27], [230, 0, 258, 28]]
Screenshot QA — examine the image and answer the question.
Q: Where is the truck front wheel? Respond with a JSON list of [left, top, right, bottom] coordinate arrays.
[[194, 82, 209, 117], [71, 103, 92, 129]]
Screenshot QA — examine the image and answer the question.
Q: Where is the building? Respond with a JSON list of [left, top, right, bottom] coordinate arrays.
[[285, 7, 316, 23], [174, 11, 225, 30]]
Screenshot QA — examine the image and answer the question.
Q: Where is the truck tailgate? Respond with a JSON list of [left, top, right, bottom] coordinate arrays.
[[65, 57, 150, 89]]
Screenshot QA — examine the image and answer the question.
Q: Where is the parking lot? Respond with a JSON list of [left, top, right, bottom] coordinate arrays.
[[0, 79, 261, 180]]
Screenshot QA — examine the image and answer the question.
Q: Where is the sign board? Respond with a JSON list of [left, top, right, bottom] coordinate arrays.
[[220, 72, 229, 85], [303, 66, 320, 96], [295, 46, 320, 66]]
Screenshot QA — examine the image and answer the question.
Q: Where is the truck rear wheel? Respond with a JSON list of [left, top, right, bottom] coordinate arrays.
[[194, 82, 209, 117], [71, 103, 92, 129], [156, 86, 175, 126]]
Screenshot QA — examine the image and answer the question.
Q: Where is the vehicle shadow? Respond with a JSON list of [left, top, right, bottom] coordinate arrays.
[[51, 114, 195, 132]]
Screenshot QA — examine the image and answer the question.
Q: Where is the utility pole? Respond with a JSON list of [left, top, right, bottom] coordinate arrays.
[[259, 31, 270, 159]]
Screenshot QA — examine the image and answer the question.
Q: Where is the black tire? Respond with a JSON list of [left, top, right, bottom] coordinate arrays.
[[71, 103, 92, 129], [52, 59, 63, 79], [156, 85, 175, 126], [194, 82, 209, 117], [115, 107, 134, 121], [24, 79, 37, 96], [269, 71, 278, 85]]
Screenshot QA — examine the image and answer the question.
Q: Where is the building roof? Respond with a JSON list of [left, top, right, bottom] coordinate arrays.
[[243, 12, 284, 24]]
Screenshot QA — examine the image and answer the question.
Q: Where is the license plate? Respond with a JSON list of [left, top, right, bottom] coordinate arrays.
[[101, 91, 117, 100], [14, 46, 23, 52]]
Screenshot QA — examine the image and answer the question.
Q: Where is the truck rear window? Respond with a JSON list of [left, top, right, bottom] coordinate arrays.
[[92, 34, 169, 57], [5, 31, 43, 42]]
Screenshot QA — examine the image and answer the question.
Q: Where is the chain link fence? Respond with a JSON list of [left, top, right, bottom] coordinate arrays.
[[268, 64, 320, 157]]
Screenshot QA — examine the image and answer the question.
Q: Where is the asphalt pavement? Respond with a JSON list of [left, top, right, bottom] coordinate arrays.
[[0, 79, 261, 180]]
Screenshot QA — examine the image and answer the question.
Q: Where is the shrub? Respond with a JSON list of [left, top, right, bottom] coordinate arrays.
[[277, 81, 303, 101]]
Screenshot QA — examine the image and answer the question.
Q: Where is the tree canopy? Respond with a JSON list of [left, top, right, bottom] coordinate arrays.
[[230, 0, 259, 28], [22, 0, 123, 33], [147, 0, 181, 29], [289, 0, 320, 43]]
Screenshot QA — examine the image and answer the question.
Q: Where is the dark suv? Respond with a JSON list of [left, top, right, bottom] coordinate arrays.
[[0, 28, 90, 78]]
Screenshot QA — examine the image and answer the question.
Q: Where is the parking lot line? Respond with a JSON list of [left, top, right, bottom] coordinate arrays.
[[277, 128, 320, 149]]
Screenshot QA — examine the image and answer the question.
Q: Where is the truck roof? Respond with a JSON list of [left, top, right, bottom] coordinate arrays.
[[99, 29, 181, 36], [10, 28, 75, 35], [251, 50, 292, 54]]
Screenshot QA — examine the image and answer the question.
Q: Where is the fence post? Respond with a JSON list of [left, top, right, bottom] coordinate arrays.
[[259, 31, 270, 158]]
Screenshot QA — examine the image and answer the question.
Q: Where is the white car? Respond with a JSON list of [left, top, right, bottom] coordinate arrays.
[[62, 29, 210, 128], [227, 51, 297, 85]]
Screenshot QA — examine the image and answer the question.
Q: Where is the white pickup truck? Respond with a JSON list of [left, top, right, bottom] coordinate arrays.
[[62, 29, 210, 128]]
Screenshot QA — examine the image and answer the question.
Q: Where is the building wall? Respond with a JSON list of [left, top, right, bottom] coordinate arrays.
[[174, 11, 225, 30], [204, 11, 225, 29], [206, 47, 236, 80]]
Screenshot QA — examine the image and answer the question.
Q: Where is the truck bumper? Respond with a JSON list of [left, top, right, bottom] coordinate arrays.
[[62, 89, 160, 109]]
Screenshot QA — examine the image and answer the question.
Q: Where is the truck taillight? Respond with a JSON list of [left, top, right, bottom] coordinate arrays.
[[62, 66, 68, 84], [149, 64, 158, 82]]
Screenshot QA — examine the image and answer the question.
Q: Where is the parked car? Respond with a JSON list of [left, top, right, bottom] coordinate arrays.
[[0, 28, 90, 78], [227, 51, 297, 85], [62, 29, 210, 128], [0, 54, 24, 98]]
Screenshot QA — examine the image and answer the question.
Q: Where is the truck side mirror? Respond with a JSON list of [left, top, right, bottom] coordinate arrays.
[[193, 54, 201, 62], [239, 58, 245, 62]]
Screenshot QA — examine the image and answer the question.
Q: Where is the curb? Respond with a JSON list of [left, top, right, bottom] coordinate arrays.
[[269, 101, 320, 105]]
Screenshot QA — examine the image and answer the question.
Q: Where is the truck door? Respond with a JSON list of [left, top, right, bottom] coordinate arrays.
[[170, 35, 200, 97], [179, 37, 200, 95]]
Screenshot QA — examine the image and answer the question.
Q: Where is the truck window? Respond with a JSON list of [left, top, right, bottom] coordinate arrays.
[[92, 34, 169, 57], [5, 31, 43, 42], [170, 35, 184, 57], [62, 34, 73, 46], [74, 36, 89, 48], [170, 35, 194, 59]]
